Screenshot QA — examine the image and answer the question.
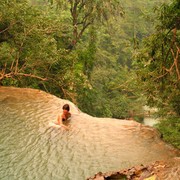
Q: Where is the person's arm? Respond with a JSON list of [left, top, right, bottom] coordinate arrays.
[[57, 115, 62, 125]]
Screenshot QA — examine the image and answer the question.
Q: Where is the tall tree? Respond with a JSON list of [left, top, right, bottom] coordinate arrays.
[[0, 0, 77, 98], [49, 0, 124, 49], [135, 0, 180, 116]]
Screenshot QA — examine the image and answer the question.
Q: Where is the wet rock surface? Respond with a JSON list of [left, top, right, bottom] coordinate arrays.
[[87, 157, 180, 180], [0, 86, 179, 180]]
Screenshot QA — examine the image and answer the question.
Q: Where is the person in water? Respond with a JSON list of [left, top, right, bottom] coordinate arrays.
[[57, 104, 71, 129]]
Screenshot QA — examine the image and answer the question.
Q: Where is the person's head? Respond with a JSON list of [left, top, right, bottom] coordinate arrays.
[[62, 104, 70, 112]]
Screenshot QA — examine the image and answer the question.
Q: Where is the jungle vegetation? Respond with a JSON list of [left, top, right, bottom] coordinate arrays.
[[0, 0, 179, 148]]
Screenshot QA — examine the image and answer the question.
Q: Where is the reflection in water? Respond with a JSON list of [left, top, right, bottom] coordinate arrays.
[[0, 87, 179, 180]]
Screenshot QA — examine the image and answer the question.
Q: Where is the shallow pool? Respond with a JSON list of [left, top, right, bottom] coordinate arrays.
[[0, 87, 178, 180]]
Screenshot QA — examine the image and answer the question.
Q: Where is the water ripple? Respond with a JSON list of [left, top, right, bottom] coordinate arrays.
[[0, 87, 179, 180]]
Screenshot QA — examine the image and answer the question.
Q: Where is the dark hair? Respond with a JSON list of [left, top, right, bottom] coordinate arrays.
[[62, 104, 70, 111]]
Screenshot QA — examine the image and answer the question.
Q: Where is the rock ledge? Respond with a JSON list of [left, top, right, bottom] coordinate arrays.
[[87, 157, 180, 180]]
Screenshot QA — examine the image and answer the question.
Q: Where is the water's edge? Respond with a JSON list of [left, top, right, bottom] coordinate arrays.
[[0, 86, 179, 180]]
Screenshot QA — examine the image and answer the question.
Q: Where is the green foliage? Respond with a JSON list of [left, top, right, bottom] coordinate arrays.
[[156, 117, 180, 149], [2, 0, 179, 149], [88, 64, 145, 118], [157, 0, 180, 30], [47, 0, 124, 49], [134, 0, 180, 117], [1, 0, 176, 124], [77, 27, 97, 79], [134, 0, 179, 149], [0, 0, 90, 102], [77, 0, 165, 118], [0, 1, 60, 82]]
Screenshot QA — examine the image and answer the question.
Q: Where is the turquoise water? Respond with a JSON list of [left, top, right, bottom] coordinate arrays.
[[0, 87, 178, 180]]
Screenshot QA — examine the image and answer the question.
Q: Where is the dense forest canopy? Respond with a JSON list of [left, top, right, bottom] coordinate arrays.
[[0, 0, 179, 147], [134, 0, 180, 148], [135, 0, 180, 116], [0, 0, 177, 116]]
